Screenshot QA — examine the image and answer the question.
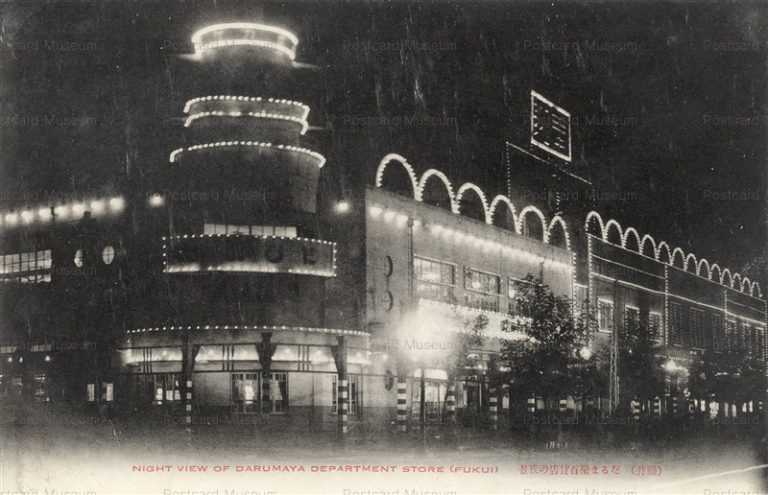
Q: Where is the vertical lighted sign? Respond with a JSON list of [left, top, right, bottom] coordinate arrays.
[[530, 90, 572, 162]]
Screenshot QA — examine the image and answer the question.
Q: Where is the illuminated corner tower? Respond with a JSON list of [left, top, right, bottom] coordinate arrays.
[[120, 22, 361, 431]]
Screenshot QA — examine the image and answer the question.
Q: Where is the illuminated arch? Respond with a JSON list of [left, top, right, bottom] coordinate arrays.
[[584, 211, 606, 240], [710, 263, 722, 283], [657, 242, 672, 264], [375, 153, 418, 199], [721, 268, 732, 287], [622, 227, 641, 251], [684, 253, 697, 273], [417, 169, 457, 213], [741, 276, 752, 294], [732, 273, 742, 290], [546, 216, 571, 250], [697, 258, 711, 279], [516, 205, 547, 242], [671, 247, 686, 269], [752, 281, 762, 298], [489, 195, 519, 233], [640, 234, 657, 258], [605, 219, 623, 245], [455, 182, 491, 224]]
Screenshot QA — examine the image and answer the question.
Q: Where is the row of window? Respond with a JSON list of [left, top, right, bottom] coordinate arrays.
[[0, 245, 117, 284], [670, 302, 763, 353], [597, 300, 663, 342], [414, 256, 534, 314], [203, 224, 298, 238], [0, 249, 52, 283], [596, 298, 764, 354]]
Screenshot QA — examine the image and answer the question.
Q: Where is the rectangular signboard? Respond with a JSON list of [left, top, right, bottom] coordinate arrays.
[[530, 90, 572, 162], [163, 234, 336, 277]]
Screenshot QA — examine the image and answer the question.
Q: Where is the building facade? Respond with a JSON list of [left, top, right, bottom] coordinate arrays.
[[0, 20, 765, 431]]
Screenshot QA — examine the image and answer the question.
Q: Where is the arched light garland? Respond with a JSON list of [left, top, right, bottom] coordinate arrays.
[[582, 210, 761, 297], [515, 205, 547, 242], [584, 211, 607, 241], [184, 110, 309, 134], [671, 247, 686, 269], [684, 253, 697, 273], [455, 182, 491, 224], [374, 153, 761, 298], [742, 276, 752, 294], [488, 195, 518, 232], [374, 154, 573, 248], [126, 324, 367, 338], [698, 258, 711, 278], [368, 204, 572, 270], [657, 242, 672, 264], [640, 234, 657, 258], [374, 153, 419, 198], [546, 216, 572, 251], [604, 219, 623, 245], [416, 169, 458, 213], [168, 141, 326, 168], [721, 268, 732, 287], [711, 264, 722, 284], [0, 195, 125, 231], [191, 23, 299, 60], [622, 227, 641, 251]]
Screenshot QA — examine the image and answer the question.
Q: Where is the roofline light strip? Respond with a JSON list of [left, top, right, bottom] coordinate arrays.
[[169, 141, 325, 168]]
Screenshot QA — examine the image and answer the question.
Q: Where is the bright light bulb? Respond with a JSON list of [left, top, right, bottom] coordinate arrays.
[[38, 208, 52, 222], [109, 197, 125, 211], [72, 203, 86, 217], [20, 210, 34, 224], [5, 213, 18, 226], [54, 205, 69, 219], [90, 200, 105, 215], [149, 194, 164, 208], [334, 200, 350, 214]]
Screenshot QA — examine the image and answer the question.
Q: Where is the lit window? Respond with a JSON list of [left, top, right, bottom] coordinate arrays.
[[87, 383, 96, 402], [464, 268, 501, 312], [0, 249, 52, 284], [103, 382, 114, 402], [669, 303, 684, 345], [711, 313, 724, 351], [331, 375, 362, 416], [74, 249, 84, 268], [102, 245, 115, 265], [649, 312, 662, 342], [726, 319, 737, 352], [690, 308, 706, 349], [269, 372, 289, 413], [414, 256, 455, 304], [624, 306, 639, 330], [598, 299, 614, 333], [202, 223, 298, 238], [232, 373, 259, 413]]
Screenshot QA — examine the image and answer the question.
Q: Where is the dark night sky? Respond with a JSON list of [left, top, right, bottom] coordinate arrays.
[[1, 1, 766, 281]]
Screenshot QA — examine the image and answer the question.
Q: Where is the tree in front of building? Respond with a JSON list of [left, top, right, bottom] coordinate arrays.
[[499, 275, 593, 412], [695, 349, 766, 417], [617, 316, 665, 416], [443, 311, 487, 425]]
